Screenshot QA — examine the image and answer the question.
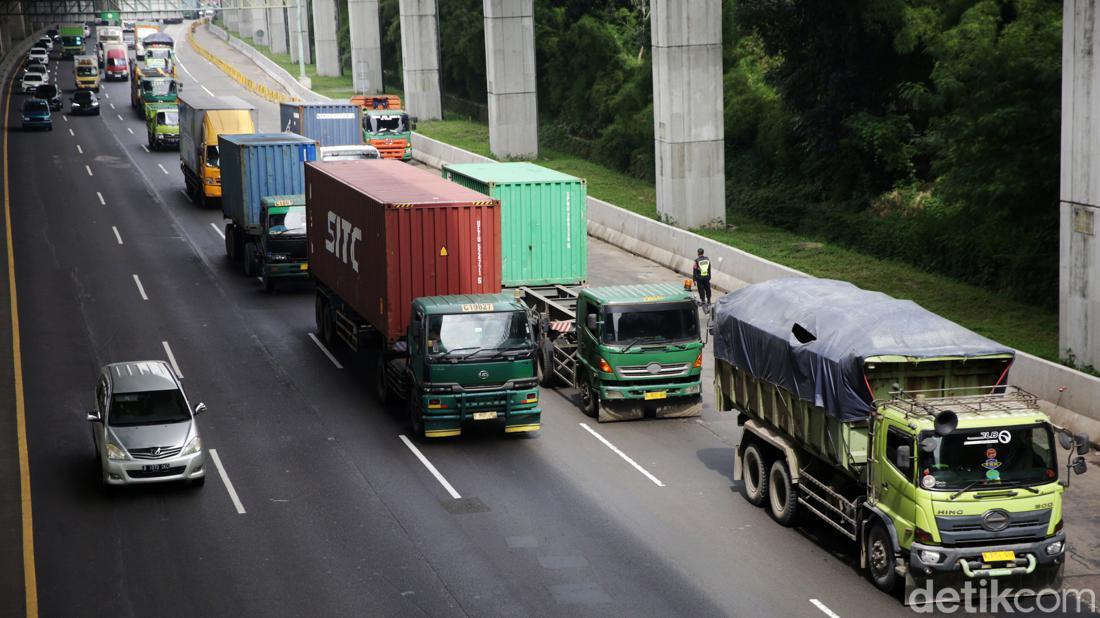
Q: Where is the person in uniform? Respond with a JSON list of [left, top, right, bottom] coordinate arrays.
[[692, 248, 712, 308]]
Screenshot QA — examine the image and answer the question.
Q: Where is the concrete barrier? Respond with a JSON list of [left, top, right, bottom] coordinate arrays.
[[198, 21, 321, 102]]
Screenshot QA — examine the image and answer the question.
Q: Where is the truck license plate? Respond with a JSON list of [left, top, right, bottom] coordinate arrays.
[[982, 551, 1016, 563], [644, 391, 667, 401], [299, 263, 309, 270], [473, 411, 497, 421]]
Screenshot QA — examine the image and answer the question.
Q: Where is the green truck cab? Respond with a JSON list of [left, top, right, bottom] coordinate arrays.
[[254, 195, 309, 292], [525, 282, 704, 421], [404, 295, 542, 438], [714, 279, 1087, 601], [145, 103, 179, 150], [60, 25, 84, 58], [362, 109, 413, 160]]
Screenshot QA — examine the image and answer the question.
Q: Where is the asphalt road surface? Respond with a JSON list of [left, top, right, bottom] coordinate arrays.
[[1, 27, 1098, 618]]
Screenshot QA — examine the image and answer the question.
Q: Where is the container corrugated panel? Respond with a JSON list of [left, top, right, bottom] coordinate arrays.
[[279, 101, 362, 147], [219, 133, 318, 232], [442, 162, 587, 287], [306, 160, 502, 343]]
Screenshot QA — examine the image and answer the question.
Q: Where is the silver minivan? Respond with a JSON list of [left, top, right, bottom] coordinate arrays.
[[88, 361, 207, 487]]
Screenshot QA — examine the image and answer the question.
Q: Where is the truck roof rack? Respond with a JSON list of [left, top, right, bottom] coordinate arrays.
[[886, 386, 1040, 419]]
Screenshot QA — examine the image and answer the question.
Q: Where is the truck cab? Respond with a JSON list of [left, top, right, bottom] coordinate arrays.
[[140, 75, 177, 106], [405, 295, 541, 438], [74, 55, 100, 91], [362, 110, 414, 160], [59, 26, 84, 58], [253, 195, 309, 292], [146, 105, 179, 151]]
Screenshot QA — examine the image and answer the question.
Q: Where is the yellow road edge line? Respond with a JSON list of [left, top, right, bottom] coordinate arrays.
[[4, 64, 38, 617]]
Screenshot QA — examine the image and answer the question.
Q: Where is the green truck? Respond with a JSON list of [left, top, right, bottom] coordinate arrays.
[[443, 163, 704, 422], [145, 104, 179, 151], [255, 195, 309, 292], [714, 278, 1088, 600], [59, 24, 84, 59], [132, 68, 177, 113]]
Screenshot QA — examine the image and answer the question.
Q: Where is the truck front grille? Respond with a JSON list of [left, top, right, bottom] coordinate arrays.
[[935, 508, 1051, 546], [618, 362, 690, 378]]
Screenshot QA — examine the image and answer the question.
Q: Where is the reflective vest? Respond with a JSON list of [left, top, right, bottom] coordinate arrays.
[[696, 258, 711, 279]]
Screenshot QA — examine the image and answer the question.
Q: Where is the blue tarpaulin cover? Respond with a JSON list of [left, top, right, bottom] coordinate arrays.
[[713, 278, 1014, 422]]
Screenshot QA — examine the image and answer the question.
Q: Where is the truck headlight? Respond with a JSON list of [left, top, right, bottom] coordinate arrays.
[[106, 442, 131, 461], [267, 253, 288, 262], [1046, 541, 1064, 555], [603, 390, 624, 400], [180, 435, 202, 456], [204, 177, 215, 185], [918, 550, 942, 564]]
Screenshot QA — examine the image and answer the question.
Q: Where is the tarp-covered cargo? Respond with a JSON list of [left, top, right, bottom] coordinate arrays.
[[713, 278, 1015, 422]]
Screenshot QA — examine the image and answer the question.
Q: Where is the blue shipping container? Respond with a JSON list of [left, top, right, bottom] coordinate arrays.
[[219, 133, 318, 233], [279, 101, 362, 147]]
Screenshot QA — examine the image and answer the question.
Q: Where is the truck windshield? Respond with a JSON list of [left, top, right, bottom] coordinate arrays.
[[77, 67, 96, 77], [918, 424, 1057, 491], [157, 110, 179, 126], [368, 114, 407, 133], [205, 145, 220, 168], [109, 389, 191, 427], [268, 208, 306, 235], [601, 301, 699, 345], [61, 36, 82, 46], [426, 311, 531, 359], [143, 80, 175, 96]]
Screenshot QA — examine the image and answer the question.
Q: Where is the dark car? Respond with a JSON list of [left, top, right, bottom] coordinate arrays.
[[21, 99, 52, 131], [70, 90, 100, 116], [34, 84, 61, 111]]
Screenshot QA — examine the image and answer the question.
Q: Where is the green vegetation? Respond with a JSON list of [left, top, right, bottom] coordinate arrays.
[[233, 34, 357, 99]]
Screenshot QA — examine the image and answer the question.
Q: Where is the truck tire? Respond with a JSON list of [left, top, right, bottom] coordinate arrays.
[[375, 356, 391, 406], [767, 458, 799, 526], [578, 370, 599, 418], [321, 302, 335, 347], [225, 224, 237, 261], [741, 443, 769, 507], [243, 242, 259, 277], [314, 293, 326, 335], [537, 337, 556, 387], [407, 389, 425, 439], [865, 521, 899, 593], [262, 271, 275, 293]]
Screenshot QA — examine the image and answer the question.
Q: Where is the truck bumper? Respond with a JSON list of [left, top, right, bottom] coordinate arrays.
[[908, 533, 1066, 578], [264, 261, 310, 279], [597, 381, 703, 421], [419, 388, 541, 438], [203, 183, 222, 199]]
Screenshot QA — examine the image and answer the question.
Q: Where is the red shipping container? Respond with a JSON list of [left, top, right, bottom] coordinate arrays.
[[305, 160, 502, 343]]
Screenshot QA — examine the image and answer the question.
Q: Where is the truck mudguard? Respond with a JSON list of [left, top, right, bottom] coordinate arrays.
[[712, 278, 1013, 421]]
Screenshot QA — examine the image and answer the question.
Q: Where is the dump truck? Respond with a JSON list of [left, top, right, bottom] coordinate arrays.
[[307, 160, 541, 438], [219, 133, 318, 278], [252, 194, 310, 292], [714, 278, 1089, 600], [60, 24, 84, 58], [146, 105, 179, 151], [130, 64, 176, 110], [350, 94, 415, 160], [142, 33, 175, 77], [74, 55, 100, 91], [442, 162, 703, 422], [178, 92, 256, 208], [279, 101, 378, 161]]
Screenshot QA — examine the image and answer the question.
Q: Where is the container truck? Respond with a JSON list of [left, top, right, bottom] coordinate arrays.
[[254, 194, 310, 292], [350, 94, 415, 160], [219, 133, 318, 277], [74, 55, 100, 91], [59, 24, 84, 58], [307, 160, 541, 438], [278, 101, 378, 161], [178, 92, 257, 208], [442, 162, 703, 422], [714, 278, 1089, 600]]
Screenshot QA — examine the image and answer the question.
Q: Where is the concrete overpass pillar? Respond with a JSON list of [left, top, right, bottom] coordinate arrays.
[[289, 0, 311, 64], [311, 0, 340, 76], [399, 0, 442, 120], [249, 4, 270, 45], [348, 0, 383, 94], [650, 0, 725, 229], [239, 0, 254, 39], [1061, 0, 1100, 366], [225, 0, 240, 33], [269, 4, 288, 54], [483, 0, 537, 158]]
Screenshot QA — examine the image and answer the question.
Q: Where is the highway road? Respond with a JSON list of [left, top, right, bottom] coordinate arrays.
[[1, 25, 1098, 618]]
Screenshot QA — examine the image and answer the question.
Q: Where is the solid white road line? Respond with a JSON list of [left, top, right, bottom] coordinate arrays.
[[810, 600, 840, 618], [116, 113, 123, 121], [111, 226, 122, 245], [398, 435, 462, 500], [209, 449, 246, 515], [201, 85, 215, 96], [126, 127, 133, 134], [75, 144, 82, 154], [67, 128, 73, 136], [131, 274, 148, 301], [161, 341, 183, 378], [307, 333, 343, 369], [157, 163, 169, 175], [579, 423, 665, 487], [96, 191, 105, 206], [84, 165, 93, 177]]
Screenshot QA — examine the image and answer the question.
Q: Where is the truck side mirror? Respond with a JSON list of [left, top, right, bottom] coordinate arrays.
[[895, 445, 911, 471], [919, 436, 939, 453], [585, 314, 598, 332], [1073, 457, 1087, 475], [1058, 432, 1073, 450], [1076, 433, 1090, 455]]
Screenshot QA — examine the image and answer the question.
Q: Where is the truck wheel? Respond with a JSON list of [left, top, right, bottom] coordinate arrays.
[[375, 357, 391, 406], [225, 224, 237, 261], [321, 302, 335, 346], [262, 271, 275, 293], [767, 459, 800, 526], [741, 443, 769, 507], [536, 338, 556, 387], [243, 242, 258, 277], [578, 370, 599, 418], [866, 521, 899, 593], [407, 390, 425, 439], [314, 294, 326, 334]]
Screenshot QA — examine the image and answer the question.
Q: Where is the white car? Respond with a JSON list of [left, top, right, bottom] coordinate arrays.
[[319, 144, 382, 161], [28, 47, 48, 64], [20, 72, 46, 94], [36, 37, 52, 51]]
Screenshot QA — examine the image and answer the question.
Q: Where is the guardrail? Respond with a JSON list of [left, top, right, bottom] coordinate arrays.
[[187, 19, 299, 104]]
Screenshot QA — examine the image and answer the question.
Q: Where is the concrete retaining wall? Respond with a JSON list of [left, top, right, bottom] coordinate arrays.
[[207, 22, 323, 102]]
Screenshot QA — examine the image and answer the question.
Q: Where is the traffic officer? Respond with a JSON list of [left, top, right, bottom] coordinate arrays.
[[693, 248, 712, 308]]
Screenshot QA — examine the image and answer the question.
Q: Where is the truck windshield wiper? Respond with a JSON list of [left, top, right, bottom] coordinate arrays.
[[949, 479, 990, 500], [438, 346, 480, 360]]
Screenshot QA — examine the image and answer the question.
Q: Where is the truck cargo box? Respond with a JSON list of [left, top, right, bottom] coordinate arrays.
[[220, 133, 318, 234], [279, 101, 362, 147], [178, 92, 256, 178], [443, 162, 587, 287], [306, 160, 502, 344]]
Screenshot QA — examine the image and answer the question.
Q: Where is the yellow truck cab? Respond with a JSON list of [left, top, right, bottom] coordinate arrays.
[[178, 92, 257, 207], [74, 55, 100, 92]]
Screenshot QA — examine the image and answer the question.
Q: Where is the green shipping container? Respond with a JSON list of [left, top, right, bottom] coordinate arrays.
[[442, 162, 587, 288]]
